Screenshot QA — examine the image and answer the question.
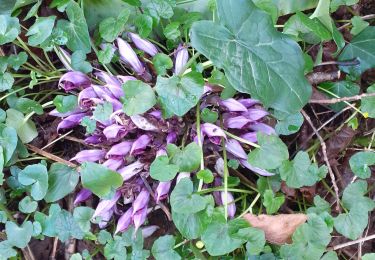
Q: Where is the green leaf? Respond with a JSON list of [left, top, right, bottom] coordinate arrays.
[[319, 81, 360, 112], [80, 116, 96, 134], [81, 162, 123, 198], [145, 0, 174, 21], [363, 253, 375, 260], [339, 27, 375, 74], [197, 169, 214, 184], [248, 133, 289, 170], [168, 142, 202, 172], [26, 16, 56, 46], [361, 84, 375, 118], [122, 80, 156, 116], [57, 1, 91, 53], [73, 206, 94, 233], [0, 211, 7, 223], [93, 101, 113, 122], [153, 53, 173, 76], [19, 196, 38, 213], [15, 97, 43, 115], [208, 70, 236, 99], [0, 126, 17, 163], [275, 111, 303, 135], [351, 16, 369, 36], [98, 230, 112, 244], [0, 240, 17, 259], [7, 52, 28, 70], [135, 14, 153, 38], [151, 235, 181, 260], [0, 72, 14, 92], [190, 0, 311, 114], [262, 189, 285, 214], [150, 156, 179, 181], [201, 108, 218, 123], [310, 0, 332, 32], [122, 0, 141, 6], [53, 95, 78, 113], [280, 214, 331, 259], [71, 50, 92, 73], [331, 0, 359, 12], [5, 108, 38, 143], [24, 0, 41, 20], [155, 72, 204, 117], [99, 9, 130, 42], [164, 21, 180, 40], [98, 43, 115, 64], [44, 163, 79, 202], [0, 15, 20, 45], [321, 251, 339, 260], [18, 164, 48, 201], [307, 195, 331, 215], [170, 178, 207, 214], [6, 221, 33, 248], [104, 236, 127, 260], [341, 180, 375, 212], [243, 228, 266, 255], [279, 151, 327, 188], [349, 151, 375, 179]]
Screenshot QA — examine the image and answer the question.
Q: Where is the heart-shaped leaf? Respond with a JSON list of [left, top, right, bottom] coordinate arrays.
[[122, 80, 156, 116], [150, 156, 179, 181], [19, 196, 38, 213], [18, 164, 48, 201], [6, 221, 33, 248]]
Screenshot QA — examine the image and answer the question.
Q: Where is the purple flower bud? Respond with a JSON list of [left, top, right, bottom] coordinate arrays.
[[248, 123, 276, 135], [133, 206, 147, 232], [117, 75, 137, 84], [239, 159, 275, 176], [129, 32, 158, 57], [117, 38, 145, 75], [78, 87, 98, 108], [118, 160, 144, 181], [225, 139, 247, 160], [74, 188, 92, 205], [85, 135, 105, 145], [240, 132, 258, 143], [71, 149, 106, 163], [103, 158, 123, 171], [130, 115, 159, 132], [141, 225, 159, 238], [214, 158, 224, 177], [115, 207, 133, 234], [57, 113, 87, 132], [242, 108, 269, 121], [93, 191, 121, 219], [95, 71, 121, 88], [174, 44, 189, 75], [224, 116, 251, 129], [201, 123, 226, 145], [132, 190, 150, 214], [176, 172, 190, 183], [166, 131, 177, 144], [237, 98, 260, 108], [130, 135, 151, 155], [103, 124, 127, 140], [99, 208, 114, 229], [220, 98, 248, 112], [106, 141, 132, 158], [59, 71, 91, 91], [58, 48, 72, 71], [155, 181, 171, 203], [148, 110, 162, 119], [221, 191, 236, 219]]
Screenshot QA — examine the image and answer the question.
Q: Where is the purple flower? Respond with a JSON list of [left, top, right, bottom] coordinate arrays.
[[49, 107, 84, 118], [129, 32, 158, 56], [103, 124, 127, 140], [106, 141, 132, 158], [242, 108, 269, 122], [221, 191, 236, 219], [133, 207, 147, 232], [176, 172, 190, 183], [220, 98, 247, 112], [224, 116, 251, 129], [118, 160, 144, 181], [58, 48, 72, 71], [85, 135, 105, 145], [99, 209, 114, 229], [130, 135, 151, 155], [240, 159, 275, 176], [130, 115, 158, 132], [237, 98, 259, 108], [115, 207, 133, 234], [103, 158, 123, 171], [95, 71, 121, 87], [141, 225, 159, 238], [166, 132, 177, 144], [117, 75, 137, 84], [155, 181, 171, 203], [174, 44, 189, 75], [93, 191, 121, 219], [240, 132, 258, 143], [215, 158, 224, 177], [74, 188, 92, 205], [132, 189, 150, 214], [59, 71, 91, 91], [201, 123, 226, 145], [71, 149, 106, 163], [78, 87, 98, 108], [57, 113, 87, 132], [225, 139, 247, 160], [248, 123, 276, 135]]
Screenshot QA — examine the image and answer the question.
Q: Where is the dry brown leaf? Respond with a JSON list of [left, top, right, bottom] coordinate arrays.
[[243, 213, 307, 245]]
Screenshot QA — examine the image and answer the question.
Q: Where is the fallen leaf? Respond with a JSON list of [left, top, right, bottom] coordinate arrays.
[[243, 213, 307, 245]]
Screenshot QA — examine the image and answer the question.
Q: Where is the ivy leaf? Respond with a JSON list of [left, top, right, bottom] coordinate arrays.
[[0, 15, 20, 45], [0, 72, 14, 92], [350, 16, 369, 36], [190, 0, 311, 114], [44, 163, 79, 202], [168, 142, 202, 172], [339, 26, 375, 74], [170, 178, 207, 214], [201, 108, 218, 123], [26, 16, 56, 46], [150, 156, 179, 181], [145, 0, 174, 21], [7, 52, 28, 70], [135, 14, 153, 38], [6, 108, 38, 144], [93, 101, 113, 122], [361, 84, 375, 118], [151, 235, 181, 260], [57, 1, 91, 53], [349, 151, 375, 179], [81, 162, 123, 198], [80, 116, 96, 134], [319, 81, 360, 112], [262, 189, 285, 214], [197, 169, 214, 184], [15, 97, 44, 115], [6, 221, 34, 248], [363, 253, 375, 260], [307, 195, 331, 215], [275, 111, 304, 136], [53, 95, 78, 113], [122, 80, 156, 116], [24, 0, 42, 20], [19, 196, 38, 213], [155, 72, 204, 117], [71, 50, 93, 73], [153, 53, 173, 76], [0, 126, 18, 163], [279, 151, 327, 188], [73, 206, 94, 233], [0, 240, 17, 259], [99, 9, 130, 42], [98, 43, 115, 64], [164, 21, 180, 41], [248, 133, 289, 170], [18, 164, 48, 201], [104, 236, 127, 260], [341, 180, 375, 212]]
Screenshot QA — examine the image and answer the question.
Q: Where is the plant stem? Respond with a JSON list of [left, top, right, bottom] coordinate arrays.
[[224, 130, 260, 148], [221, 123, 229, 221], [179, 52, 200, 76], [196, 102, 205, 191]]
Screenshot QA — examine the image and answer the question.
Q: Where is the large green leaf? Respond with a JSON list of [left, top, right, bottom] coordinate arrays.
[[0, 72, 14, 92], [99, 9, 130, 42], [0, 15, 20, 45], [151, 235, 181, 260], [26, 16, 56, 46], [168, 142, 202, 172], [150, 156, 179, 181], [5, 108, 38, 144], [5, 221, 33, 249], [18, 164, 48, 201], [190, 0, 311, 114], [122, 80, 156, 116]]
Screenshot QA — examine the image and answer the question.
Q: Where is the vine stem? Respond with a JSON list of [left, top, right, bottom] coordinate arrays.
[[237, 193, 260, 218]]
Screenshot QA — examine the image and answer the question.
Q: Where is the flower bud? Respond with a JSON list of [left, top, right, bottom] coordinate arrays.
[[129, 32, 158, 57]]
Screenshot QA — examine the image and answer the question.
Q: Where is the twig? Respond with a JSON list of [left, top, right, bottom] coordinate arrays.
[[26, 144, 77, 168], [307, 71, 341, 85], [330, 234, 375, 250], [301, 110, 341, 212], [310, 92, 375, 104], [50, 238, 59, 260], [339, 14, 375, 30]]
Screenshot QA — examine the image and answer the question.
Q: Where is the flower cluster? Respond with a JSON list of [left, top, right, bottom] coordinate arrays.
[[52, 33, 274, 234]]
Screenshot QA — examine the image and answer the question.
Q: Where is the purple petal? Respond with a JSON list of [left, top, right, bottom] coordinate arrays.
[[176, 172, 190, 183], [106, 141, 132, 158], [85, 135, 105, 145], [132, 190, 150, 214], [141, 225, 159, 238], [133, 207, 147, 232], [49, 107, 85, 118], [118, 160, 144, 181], [115, 207, 133, 234], [240, 132, 258, 143], [93, 191, 121, 218], [237, 98, 260, 108], [130, 115, 158, 132], [248, 123, 276, 135], [57, 113, 87, 132], [130, 135, 151, 155], [156, 149, 167, 157], [59, 71, 91, 91], [74, 188, 92, 205], [174, 44, 189, 75], [155, 181, 171, 203], [240, 159, 275, 176], [103, 124, 127, 140], [129, 32, 158, 56], [102, 158, 124, 171], [214, 158, 224, 177], [98, 209, 114, 229], [117, 75, 137, 84], [224, 116, 251, 129], [201, 123, 226, 145], [221, 191, 236, 219], [166, 132, 177, 144], [58, 48, 72, 71], [71, 149, 106, 163], [220, 98, 248, 112], [225, 139, 247, 160], [78, 87, 98, 108], [117, 37, 144, 75], [95, 71, 121, 88], [148, 110, 162, 119], [242, 108, 269, 121]]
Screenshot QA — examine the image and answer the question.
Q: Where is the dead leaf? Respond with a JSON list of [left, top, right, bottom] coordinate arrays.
[[243, 213, 307, 245]]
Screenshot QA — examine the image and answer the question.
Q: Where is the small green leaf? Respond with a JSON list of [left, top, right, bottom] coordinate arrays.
[[363, 253, 375, 260], [6, 221, 33, 248], [98, 230, 112, 245], [168, 142, 202, 172], [24, 0, 42, 20], [19, 196, 38, 213], [153, 53, 173, 76], [44, 163, 79, 202], [350, 16, 369, 36], [98, 43, 115, 64], [104, 236, 127, 260], [18, 164, 48, 201], [349, 151, 375, 179], [150, 156, 179, 181], [73, 206, 94, 233], [151, 235, 181, 260], [26, 16, 56, 46], [0, 72, 14, 92], [93, 102, 113, 122], [121, 0, 141, 6], [7, 52, 28, 70], [146, 0, 174, 21], [201, 108, 218, 123], [197, 169, 214, 184], [307, 195, 331, 215], [122, 80, 156, 116], [135, 14, 153, 38], [321, 251, 339, 260], [80, 116, 96, 134], [262, 189, 285, 214], [99, 9, 130, 42], [242, 228, 266, 255], [81, 162, 123, 198], [0, 240, 17, 259], [164, 22, 180, 40], [0, 211, 7, 223], [53, 95, 78, 113], [6, 108, 38, 143], [15, 97, 44, 115], [0, 126, 18, 163], [275, 111, 303, 136], [361, 84, 375, 118], [0, 15, 20, 45], [71, 50, 92, 73], [248, 133, 289, 170]]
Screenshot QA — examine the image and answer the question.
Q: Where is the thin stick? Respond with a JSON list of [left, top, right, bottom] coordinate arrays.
[[26, 144, 78, 168], [50, 237, 59, 260], [310, 92, 375, 104], [338, 14, 375, 30], [301, 110, 341, 212], [330, 234, 375, 250]]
